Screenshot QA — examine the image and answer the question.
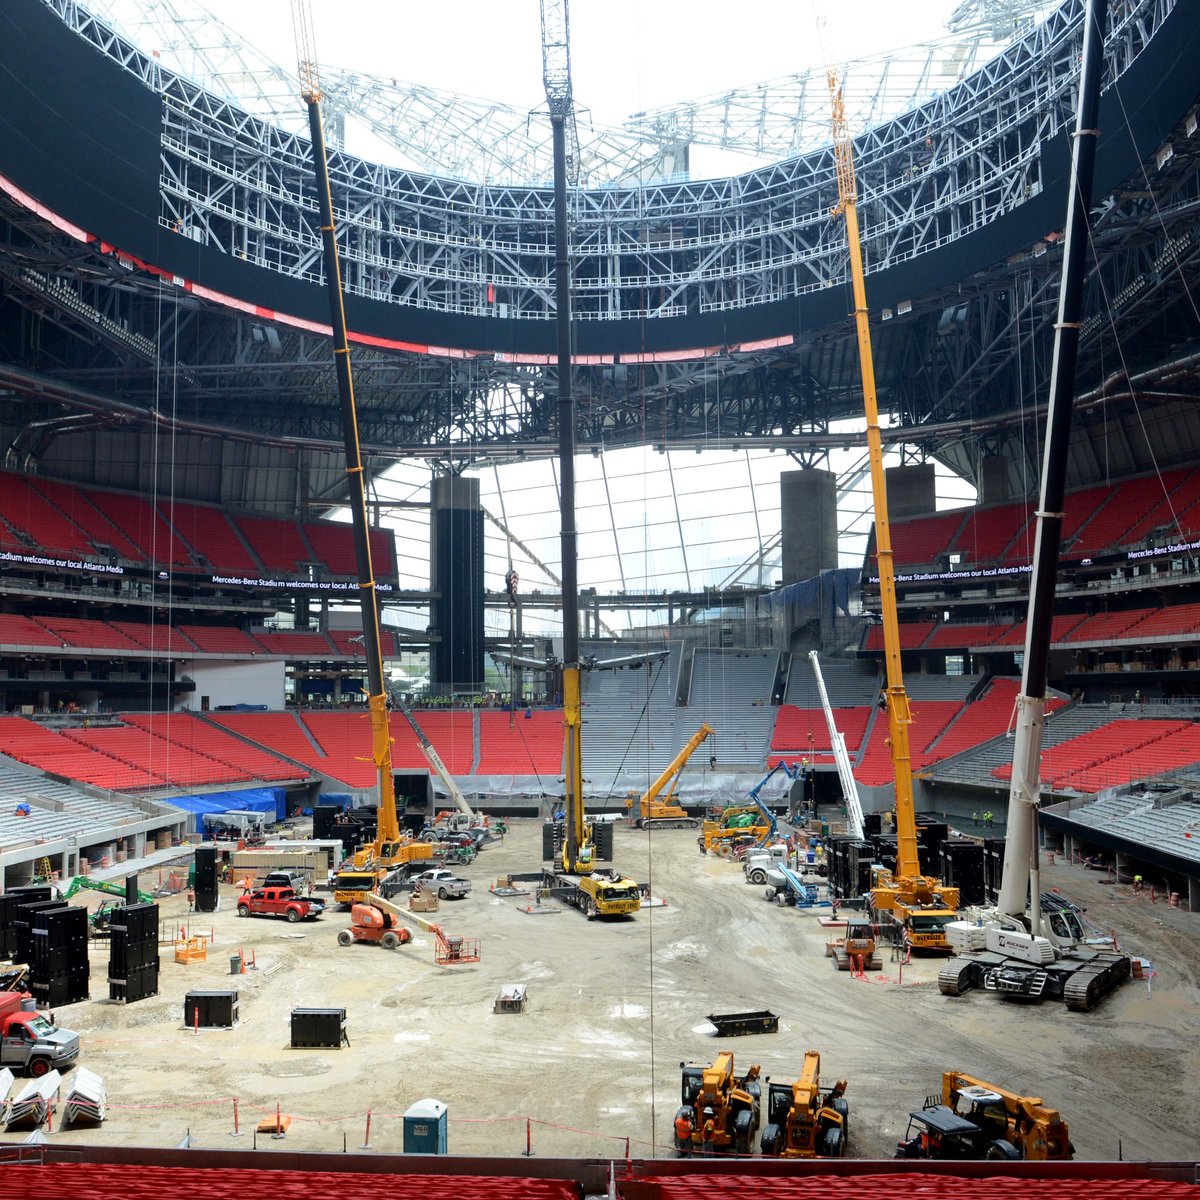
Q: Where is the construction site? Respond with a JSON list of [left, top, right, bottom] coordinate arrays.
[[0, 817, 1188, 1162]]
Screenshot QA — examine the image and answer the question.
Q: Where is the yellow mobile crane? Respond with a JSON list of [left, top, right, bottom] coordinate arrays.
[[826, 60, 958, 948], [291, 5, 431, 907], [536, 0, 639, 920], [625, 723, 713, 828]]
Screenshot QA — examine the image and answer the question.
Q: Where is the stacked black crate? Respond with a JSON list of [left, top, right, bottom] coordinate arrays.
[[824, 837, 848, 898], [31, 905, 89, 1007], [941, 840, 986, 906], [193, 846, 219, 913], [311, 805, 341, 840], [847, 841, 876, 898], [290, 1007, 346, 1048], [871, 833, 899, 877], [108, 902, 160, 1003], [862, 812, 883, 838], [184, 989, 239, 1028], [13, 897, 66, 966], [983, 837, 1007, 903], [914, 820, 948, 878]]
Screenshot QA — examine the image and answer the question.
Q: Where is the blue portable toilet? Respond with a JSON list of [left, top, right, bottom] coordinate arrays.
[[403, 1098, 448, 1154]]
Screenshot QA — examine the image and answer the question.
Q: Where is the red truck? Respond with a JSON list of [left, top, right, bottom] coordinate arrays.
[[235, 886, 325, 923], [0, 991, 81, 1076]]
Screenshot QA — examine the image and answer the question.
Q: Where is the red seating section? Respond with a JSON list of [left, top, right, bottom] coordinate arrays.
[[120, 712, 302, 782], [924, 624, 998, 650], [852, 700, 961, 785], [0, 613, 64, 648], [106, 621, 199, 654], [1060, 722, 1200, 792], [863, 622, 935, 651], [0, 716, 165, 790], [413, 711, 475, 774], [951, 500, 1030, 564], [177, 625, 263, 654], [89, 490, 194, 566], [0, 472, 94, 555], [234, 516, 313, 574], [476, 710, 563, 774], [1066, 475, 1165, 559], [34, 616, 145, 652], [209, 712, 328, 773], [1059, 609, 1154, 643], [29, 476, 145, 561], [988, 614, 1085, 648], [1121, 603, 1200, 640], [992, 718, 1188, 786], [165, 500, 260, 573], [771, 706, 871, 752], [887, 510, 967, 568], [253, 631, 337, 656]]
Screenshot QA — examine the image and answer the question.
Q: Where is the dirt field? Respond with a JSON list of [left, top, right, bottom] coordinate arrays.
[[28, 820, 1200, 1162]]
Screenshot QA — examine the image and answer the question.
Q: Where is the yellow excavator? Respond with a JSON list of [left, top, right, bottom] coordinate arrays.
[[625, 723, 713, 829], [826, 60, 958, 949], [760, 1050, 849, 1158]]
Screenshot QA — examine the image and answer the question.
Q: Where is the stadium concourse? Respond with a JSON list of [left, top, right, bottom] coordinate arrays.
[[0, 0, 1199, 1190]]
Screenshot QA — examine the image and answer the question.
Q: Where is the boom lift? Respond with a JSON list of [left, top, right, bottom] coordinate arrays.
[[936, 0, 1129, 1010], [291, 5, 431, 906], [825, 56, 958, 950], [809, 651, 866, 840], [760, 1050, 849, 1158], [396, 706, 488, 836], [896, 1070, 1072, 1161], [626, 723, 713, 828]]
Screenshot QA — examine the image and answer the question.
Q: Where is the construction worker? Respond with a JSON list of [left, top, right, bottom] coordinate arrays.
[[674, 1107, 694, 1154], [1133, 873, 1144, 893], [701, 1107, 717, 1153], [186, 886, 195, 912]]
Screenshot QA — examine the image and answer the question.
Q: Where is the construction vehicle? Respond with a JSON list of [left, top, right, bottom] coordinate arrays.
[[625, 723, 712, 828], [700, 759, 798, 856], [0, 991, 80, 1076], [825, 917, 880, 971], [62, 875, 154, 905], [825, 59, 959, 952], [236, 886, 324, 922], [809, 652, 866, 840], [674, 1052, 762, 1155], [896, 1071, 1072, 1160], [337, 892, 413, 950], [759, 1050, 848, 1158], [936, 0, 1129, 1012], [293, 12, 434, 913], [397, 706, 492, 841]]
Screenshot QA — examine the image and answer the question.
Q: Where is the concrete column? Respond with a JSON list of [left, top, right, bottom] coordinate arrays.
[[979, 455, 1009, 505], [781, 468, 837, 585], [884, 462, 937, 520]]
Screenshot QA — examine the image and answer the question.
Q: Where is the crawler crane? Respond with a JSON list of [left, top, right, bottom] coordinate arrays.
[[936, 0, 1129, 1010], [825, 56, 958, 949]]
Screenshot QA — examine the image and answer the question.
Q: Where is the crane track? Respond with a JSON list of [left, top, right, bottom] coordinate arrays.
[[1063, 953, 1132, 1011]]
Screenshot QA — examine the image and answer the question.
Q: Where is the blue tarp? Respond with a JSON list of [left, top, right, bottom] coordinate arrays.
[[166, 787, 285, 821]]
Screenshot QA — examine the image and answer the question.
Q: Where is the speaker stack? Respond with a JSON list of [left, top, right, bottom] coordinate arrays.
[[108, 902, 160, 1003], [13, 897, 67, 967], [311, 804, 340, 840], [193, 846, 219, 913], [30, 905, 89, 1008]]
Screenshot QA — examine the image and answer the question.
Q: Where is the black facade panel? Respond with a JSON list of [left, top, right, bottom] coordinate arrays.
[[431, 507, 484, 693]]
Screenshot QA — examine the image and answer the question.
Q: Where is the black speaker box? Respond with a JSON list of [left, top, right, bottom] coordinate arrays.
[[184, 989, 239, 1028], [290, 1006, 346, 1048]]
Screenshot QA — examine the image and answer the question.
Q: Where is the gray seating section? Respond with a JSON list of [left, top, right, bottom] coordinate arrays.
[[784, 656, 881, 707], [905, 674, 982, 700], [683, 649, 778, 766], [0, 756, 155, 850], [1061, 789, 1200, 867]]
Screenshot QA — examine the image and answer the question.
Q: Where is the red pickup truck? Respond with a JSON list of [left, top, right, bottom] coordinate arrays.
[[236, 887, 325, 923]]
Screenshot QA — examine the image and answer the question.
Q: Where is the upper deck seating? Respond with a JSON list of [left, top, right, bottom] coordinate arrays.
[[89, 491, 194, 567], [0, 472, 94, 556], [234, 516, 314, 575], [29, 477, 145, 562], [164, 500, 260, 574]]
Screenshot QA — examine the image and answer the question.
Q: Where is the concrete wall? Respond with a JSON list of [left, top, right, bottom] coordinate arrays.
[[178, 659, 286, 711]]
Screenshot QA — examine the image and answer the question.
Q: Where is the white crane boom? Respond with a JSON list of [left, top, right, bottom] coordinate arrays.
[[808, 651, 866, 841]]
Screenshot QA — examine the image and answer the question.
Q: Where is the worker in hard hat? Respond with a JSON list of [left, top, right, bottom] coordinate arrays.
[[701, 1106, 717, 1152], [674, 1107, 694, 1154]]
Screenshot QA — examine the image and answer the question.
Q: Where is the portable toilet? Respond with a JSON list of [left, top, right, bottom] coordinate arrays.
[[403, 1098, 448, 1154]]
